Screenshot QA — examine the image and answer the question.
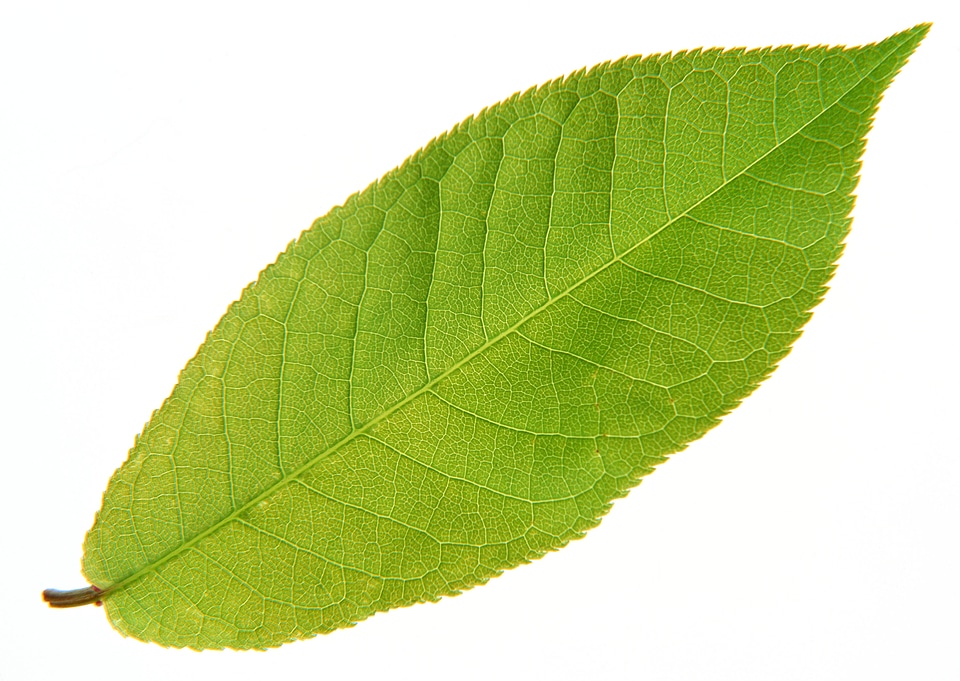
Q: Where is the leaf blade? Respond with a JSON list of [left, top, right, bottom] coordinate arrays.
[[77, 25, 928, 649]]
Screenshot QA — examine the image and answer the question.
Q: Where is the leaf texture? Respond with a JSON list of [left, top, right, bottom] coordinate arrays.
[[75, 26, 927, 648]]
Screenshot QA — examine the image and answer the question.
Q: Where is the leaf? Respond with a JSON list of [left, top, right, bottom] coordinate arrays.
[[45, 25, 928, 649]]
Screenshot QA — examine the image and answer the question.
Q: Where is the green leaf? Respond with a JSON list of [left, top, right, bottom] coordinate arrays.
[[46, 25, 928, 649]]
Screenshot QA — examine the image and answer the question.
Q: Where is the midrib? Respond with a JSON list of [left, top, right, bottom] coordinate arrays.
[[102, 40, 898, 597]]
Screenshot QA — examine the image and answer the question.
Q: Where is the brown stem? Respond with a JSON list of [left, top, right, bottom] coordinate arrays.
[[42, 586, 104, 608]]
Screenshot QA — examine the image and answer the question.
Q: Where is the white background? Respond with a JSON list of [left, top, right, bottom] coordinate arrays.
[[1, 2, 957, 679]]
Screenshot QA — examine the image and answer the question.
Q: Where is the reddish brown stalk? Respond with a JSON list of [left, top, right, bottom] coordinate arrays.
[[42, 586, 104, 608]]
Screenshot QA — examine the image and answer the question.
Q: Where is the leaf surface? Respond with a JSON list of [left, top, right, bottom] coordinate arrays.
[[67, 26, 927, 649]]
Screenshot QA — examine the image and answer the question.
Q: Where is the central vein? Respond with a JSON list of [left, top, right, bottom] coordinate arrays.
[[102, 44, 894, 597]]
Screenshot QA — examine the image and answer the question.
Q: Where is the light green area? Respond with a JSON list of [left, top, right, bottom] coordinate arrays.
[[82, 26, 927, 649]]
